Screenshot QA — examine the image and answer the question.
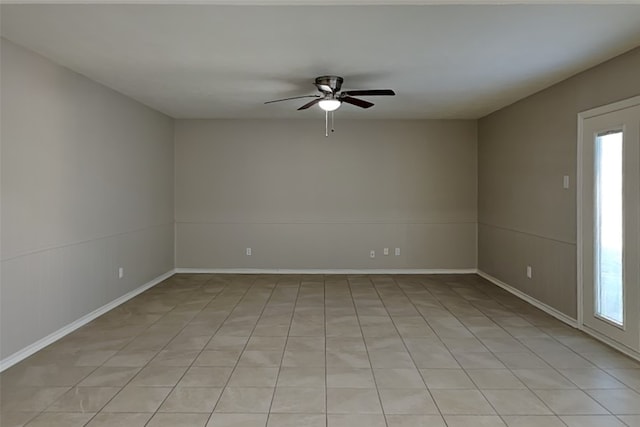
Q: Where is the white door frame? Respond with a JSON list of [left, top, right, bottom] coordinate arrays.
[[577, 95, 640, 338]]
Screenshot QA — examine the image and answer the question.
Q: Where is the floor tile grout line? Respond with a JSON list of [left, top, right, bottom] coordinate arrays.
[[30, 275, 235, 425], [160, 281, 243, 379], [423, 276, 576, 422], [440, 277, 613, 420], [105, 275, 246, 425], [368, 275, 448, 424], [346, 276, 390, 427], [424, 276, 617, 422], [207, 275, 281, 421], [175, 275, 259, 427], [266, 276, 302, 425], [468, 276, 599, 364], [116, 275, 251, 427], [384, 275, 560, 423], [403, 276, 567, 420], [11, 276, 194, 423]]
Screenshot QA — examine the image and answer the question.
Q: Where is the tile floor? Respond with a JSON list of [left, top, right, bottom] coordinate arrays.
[[2, 274, 640, 426]]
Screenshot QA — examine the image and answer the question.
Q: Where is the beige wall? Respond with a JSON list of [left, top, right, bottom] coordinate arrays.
[[478, 47, 640, 318], [175, 119, 477, 270], [0, 39, 175, 360]]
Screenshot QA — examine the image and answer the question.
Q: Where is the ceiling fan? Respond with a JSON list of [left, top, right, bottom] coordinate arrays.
[[265, 76, 395, 136], [265, 75, 395, 112]]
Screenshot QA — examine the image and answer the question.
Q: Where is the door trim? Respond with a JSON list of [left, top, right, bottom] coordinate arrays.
[[577, 95, 640, 330]]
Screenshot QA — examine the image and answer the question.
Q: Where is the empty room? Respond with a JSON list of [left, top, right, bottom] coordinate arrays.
[[1, 1, 640, 426]]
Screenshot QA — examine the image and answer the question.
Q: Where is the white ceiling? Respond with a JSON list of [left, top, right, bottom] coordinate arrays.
[[1, 3, 640, 119]]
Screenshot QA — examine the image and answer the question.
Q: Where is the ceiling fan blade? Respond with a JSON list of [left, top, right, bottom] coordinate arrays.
[[265, 94, 320, 104], [297, 98, 322, 110], [341, 96, 374, 109], [341, 89, 395, 97]]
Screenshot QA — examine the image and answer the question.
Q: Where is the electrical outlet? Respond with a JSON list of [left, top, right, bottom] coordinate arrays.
[[526, 265, 532, 279], [246, 248, 252, 256], [370, 250, 376, 258], [395, 248, 401, 256], [118, 267, 124, 279], [563, 175, 570, 189], [383, 248, 389, 256]]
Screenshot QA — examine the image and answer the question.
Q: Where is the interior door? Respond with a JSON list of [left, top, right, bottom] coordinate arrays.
[[580, 98, 640, 351]]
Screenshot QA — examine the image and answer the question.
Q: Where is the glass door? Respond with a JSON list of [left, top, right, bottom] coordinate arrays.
[[594, 130, 624, 327], [580, 99, 640, 351]]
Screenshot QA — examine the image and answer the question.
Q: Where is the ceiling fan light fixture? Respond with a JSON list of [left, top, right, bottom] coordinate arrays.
[[319, 99, 341, 112]]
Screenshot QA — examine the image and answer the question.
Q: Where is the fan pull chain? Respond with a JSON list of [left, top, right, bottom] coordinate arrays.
[[325, 110, 328, 137], [324, 111, 335, 137]]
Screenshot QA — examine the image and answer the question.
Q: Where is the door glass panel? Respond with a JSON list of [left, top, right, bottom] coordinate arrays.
[[594, 130, 624, 326]]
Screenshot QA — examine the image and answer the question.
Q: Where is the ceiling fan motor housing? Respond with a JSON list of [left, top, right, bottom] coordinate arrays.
[[315, 76, 343, 94]]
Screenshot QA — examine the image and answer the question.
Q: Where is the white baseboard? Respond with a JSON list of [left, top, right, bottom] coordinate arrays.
[[476, 271, 640, 362], [4, 268, 589, 372], [175, 268, 478, 275], [0, 269, 176, 372], [581, 325, 640, 362], [477, 270, 578, 328]]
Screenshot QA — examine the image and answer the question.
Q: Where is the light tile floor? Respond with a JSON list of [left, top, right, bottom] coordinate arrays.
[[2, 274, 640, 426]]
